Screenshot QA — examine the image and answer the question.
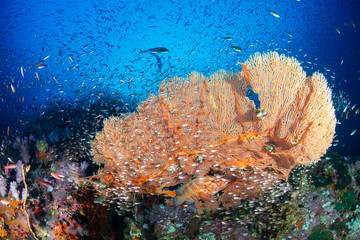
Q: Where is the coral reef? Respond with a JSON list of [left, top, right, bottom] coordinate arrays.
[[121, 153, 360, 240], [0, 64, 358, 238], [90, 51, 337, 212], [0, 136, 97, 239]]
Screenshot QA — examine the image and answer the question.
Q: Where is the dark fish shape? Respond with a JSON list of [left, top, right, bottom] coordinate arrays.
[[230, 46, 242, 52], [139, 47, 169, 54], [151, 53, 162, 72]]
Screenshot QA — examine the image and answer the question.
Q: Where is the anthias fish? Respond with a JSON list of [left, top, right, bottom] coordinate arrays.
[[173, 176, 229, 206]]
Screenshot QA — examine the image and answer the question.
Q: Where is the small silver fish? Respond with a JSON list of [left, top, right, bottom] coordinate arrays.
[[350, 104, 356, 111], [335, 27, 341, 34], [37, 64, 46, 69], [286, 32, 293, 37], [10, 84, 15, 94], [230, 46, 242, 52], [268, 10, 280, 18], [20, 66, 24, 78], [350, 129, 357, 136]]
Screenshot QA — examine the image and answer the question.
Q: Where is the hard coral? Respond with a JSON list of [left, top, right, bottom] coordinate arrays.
[[90, 52, 336, 212]]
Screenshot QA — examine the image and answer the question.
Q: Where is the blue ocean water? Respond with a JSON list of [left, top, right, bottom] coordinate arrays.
[[1, 0, 360, 146], [0, 0, 360, 239]]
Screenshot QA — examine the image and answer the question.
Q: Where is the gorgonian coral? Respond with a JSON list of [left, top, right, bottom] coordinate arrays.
[[90, 52, 336, 211]]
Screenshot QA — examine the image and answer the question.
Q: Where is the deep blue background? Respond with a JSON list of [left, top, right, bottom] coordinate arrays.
[[0, 0, 359, 157]]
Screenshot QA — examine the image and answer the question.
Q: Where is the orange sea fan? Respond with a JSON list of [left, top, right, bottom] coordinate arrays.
[[89, 51, 336, 211], [241, 52, 336, 169]]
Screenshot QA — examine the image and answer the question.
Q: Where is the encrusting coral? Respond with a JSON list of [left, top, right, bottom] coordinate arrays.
[[89, 52, 337, 211]]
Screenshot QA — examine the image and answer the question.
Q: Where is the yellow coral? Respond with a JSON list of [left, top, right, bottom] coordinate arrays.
[[35, 139, 48, 154], [0, 224, 7, 237]]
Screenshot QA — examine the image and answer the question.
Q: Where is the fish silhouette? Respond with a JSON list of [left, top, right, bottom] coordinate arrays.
[[139, 47, 169, 54], [151, 53, 162, 72]]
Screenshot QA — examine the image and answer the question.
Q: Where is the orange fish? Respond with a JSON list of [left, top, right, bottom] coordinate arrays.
[[173, 176, 229, 206], [0, 199, 11, 205], [4, 164, 17, 169], [51, 172, 64, 180], [32, 205, 43, 214], [39, 181, 51, 186]]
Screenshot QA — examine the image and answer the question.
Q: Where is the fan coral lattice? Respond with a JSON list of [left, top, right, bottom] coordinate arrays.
[[89, 52, 336, 211]]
